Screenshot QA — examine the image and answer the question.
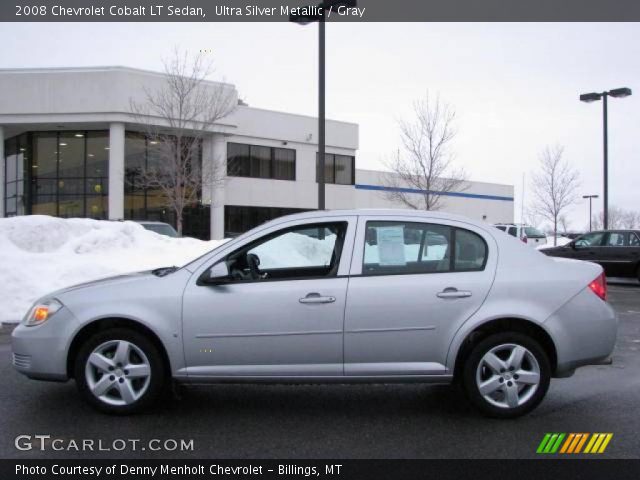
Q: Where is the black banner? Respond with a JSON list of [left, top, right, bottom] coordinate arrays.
[[3, 0, 640, 22], [2, 459, 640, 480]]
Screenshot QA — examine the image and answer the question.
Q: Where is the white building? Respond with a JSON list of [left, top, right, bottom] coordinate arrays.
[[0, 67, 513, 239]]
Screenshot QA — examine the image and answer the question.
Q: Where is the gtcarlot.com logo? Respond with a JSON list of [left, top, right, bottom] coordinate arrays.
[[536, 433, 613, 454]]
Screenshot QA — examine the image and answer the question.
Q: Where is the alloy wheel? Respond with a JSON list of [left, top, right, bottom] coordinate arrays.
[[84, 340, 152, 406], [475, 343, 541, 409]]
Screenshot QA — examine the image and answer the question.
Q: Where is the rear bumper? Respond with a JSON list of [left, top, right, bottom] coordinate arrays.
[[544, 288, 618, 377]]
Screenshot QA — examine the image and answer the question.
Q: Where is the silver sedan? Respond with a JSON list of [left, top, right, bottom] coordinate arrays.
[[12, 210, 617, 417]]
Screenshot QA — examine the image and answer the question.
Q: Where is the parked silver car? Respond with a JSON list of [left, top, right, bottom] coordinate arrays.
[[12, 210, 617, 417]]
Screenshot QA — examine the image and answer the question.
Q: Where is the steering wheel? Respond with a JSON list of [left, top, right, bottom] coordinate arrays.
[[246, 253, 261, 280]]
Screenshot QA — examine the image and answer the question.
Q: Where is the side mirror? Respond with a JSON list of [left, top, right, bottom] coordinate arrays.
[[569, 241, 578, 249], [206, 262, 230, 284]]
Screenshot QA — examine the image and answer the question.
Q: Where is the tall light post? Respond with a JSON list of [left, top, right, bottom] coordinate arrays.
[[290, 0, 356, 210], [579, 87, 632, 230], [582, 194, 599, 232]]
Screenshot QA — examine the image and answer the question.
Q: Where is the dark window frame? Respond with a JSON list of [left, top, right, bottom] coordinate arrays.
[[227, 142, 296, 181], [316, 153, 356, 185], [224, 205, 309, 238]]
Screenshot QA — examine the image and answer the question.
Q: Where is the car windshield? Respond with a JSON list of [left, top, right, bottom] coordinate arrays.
[[142, 224, 178, 238], [524, 227, 545, 238]]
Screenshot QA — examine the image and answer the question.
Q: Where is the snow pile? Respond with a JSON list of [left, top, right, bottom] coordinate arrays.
[[0, 216, 226, 324], [251, 232, 336, 269], [537, 236, 572, 250]]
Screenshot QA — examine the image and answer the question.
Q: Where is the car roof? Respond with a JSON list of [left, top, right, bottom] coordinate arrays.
[[262, 208, 484, 228], [588, 230, 640, 234]]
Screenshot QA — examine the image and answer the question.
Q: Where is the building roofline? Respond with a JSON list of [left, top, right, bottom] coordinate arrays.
[[0, 65, 235, 88], [355, 168, 514, 189], [237, 105, 358, 128]]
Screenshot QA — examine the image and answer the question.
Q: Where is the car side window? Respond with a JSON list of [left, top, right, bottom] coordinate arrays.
[[362, 221, 487, 275], [576, 232, 605, 247], [630, 233, 640, 247], [605, 232, 626, 247], [222, 222, 348, 282], [507, 226, 518, 237], [454, 229, 488, 271]]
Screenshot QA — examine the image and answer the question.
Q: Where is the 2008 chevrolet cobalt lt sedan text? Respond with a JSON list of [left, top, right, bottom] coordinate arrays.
[[12, 210, 617, 418]]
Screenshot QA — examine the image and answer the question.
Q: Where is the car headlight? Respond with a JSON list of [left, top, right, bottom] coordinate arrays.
[[24, 299, 63, 327]]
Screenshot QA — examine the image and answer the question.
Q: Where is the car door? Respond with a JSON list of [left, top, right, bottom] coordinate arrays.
[[599, 231, 628, 276], [629, 232, 640, 277], [601, 231, 640, 277], [181, 216, 356, 378], [343, 216, 497, 376], [572, 231, 606, 263]]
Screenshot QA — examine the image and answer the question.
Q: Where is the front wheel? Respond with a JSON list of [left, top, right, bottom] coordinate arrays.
[[462, 332, 550, 418], [74, 328, 165, 414]]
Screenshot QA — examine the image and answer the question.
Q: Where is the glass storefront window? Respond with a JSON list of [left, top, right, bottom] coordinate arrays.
[[124, 131, 201, 229], [4, 130, 108, 218], [58, 132, 85, 178], [3, 134, 28, 216]]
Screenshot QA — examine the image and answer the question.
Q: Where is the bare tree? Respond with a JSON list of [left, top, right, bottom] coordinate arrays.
[[383, 93, 467, 210], [531, 145, 580, 245], [592, 206, 637, 231], [558, 215, 571, 234], [621, 209, 640, 229], [130, 48, 237, 234]]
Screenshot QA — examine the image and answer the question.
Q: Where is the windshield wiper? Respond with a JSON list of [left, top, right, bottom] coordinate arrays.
[[151, 266, 179, 277]]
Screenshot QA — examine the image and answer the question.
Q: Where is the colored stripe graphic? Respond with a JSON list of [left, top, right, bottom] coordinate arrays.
[[585, 433, 613, 454], [574, 433, 589, 454], [537, 433, 613, 454], [536, 433, 552, 453], [537, 433, 565, 454], [559, 433, 575, 453]]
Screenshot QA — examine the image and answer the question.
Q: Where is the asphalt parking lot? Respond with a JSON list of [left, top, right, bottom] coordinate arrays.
[[1, 284, 639, 459]]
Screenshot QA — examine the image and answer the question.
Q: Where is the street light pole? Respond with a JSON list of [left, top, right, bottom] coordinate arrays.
[[318, 13, 326, 210], [290, 0, 356, 211], [579, 87, 631, 230], [582, 194, 599, 232], [602, 94, 608, 230]]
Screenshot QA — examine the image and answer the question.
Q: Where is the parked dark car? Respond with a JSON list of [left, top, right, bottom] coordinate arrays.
[[542, 230, 640, 280], [563, 232, 584, 240]]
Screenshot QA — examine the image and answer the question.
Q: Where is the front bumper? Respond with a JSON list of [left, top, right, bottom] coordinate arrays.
[[11, 307, 78, 382], [544, 287, 618, 377]]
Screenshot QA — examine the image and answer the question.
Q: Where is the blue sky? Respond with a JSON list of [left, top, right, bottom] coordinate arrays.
[[2, 22, 638, 228]]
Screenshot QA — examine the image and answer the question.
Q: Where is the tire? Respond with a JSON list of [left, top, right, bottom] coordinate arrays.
[[462, 332, 550, 419], [74, 328, 166, 414]]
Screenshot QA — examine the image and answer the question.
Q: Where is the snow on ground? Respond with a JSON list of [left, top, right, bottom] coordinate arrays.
[[0, 216, 227, 324]]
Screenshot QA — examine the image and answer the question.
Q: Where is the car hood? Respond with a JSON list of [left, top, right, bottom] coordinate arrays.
[[47, 270, 156, 299], [540, 246, 569, 255]]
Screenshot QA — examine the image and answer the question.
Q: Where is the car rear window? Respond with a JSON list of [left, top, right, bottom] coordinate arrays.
[[524, 227, 545, 238]]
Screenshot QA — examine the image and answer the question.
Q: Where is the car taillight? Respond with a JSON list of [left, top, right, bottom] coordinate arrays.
[[521, 236, 528, 244], [588, 272, 607, 301]]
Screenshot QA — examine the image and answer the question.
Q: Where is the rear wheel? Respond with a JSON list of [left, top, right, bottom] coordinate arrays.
[[462, 332, 550, 418], [74, 328, 165, 414]]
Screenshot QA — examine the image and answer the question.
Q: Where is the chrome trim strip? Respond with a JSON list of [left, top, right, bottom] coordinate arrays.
[[195, 329, 342, 339], [346, 326, 436, 333]]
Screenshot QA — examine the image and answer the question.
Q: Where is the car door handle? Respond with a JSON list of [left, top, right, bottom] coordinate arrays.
[[436, 288, 472, 299], [299, 293, 336, 304]]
